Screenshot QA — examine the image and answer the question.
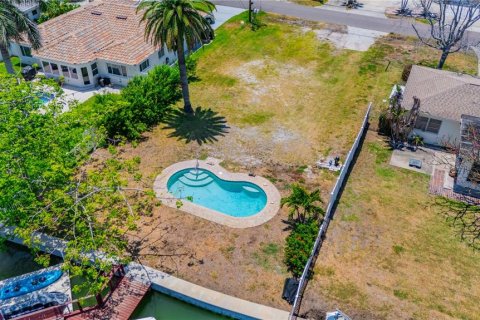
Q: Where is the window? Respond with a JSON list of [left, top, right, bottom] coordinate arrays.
[[51, 63, 59, 75], [81, 67, 90, 85], [91, 62, 98, 76], [414, 116, 442, 134], [61, 65, 69, 77], [107, 63, 127, 77], [139, 59, 150, 72], [32, 9, 37, 15], [158, 46, 165, 58], [20, 45, 31, 57], [42, 61, 51, 73], [426, 119, 442, 134], [467, 162, 480, 183], [69, 67, 78, 79], [414, 116, 429, 131]]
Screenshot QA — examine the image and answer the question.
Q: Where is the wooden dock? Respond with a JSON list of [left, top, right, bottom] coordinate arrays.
[[67, 277, 150, 320], [9, 266, 150, 320]]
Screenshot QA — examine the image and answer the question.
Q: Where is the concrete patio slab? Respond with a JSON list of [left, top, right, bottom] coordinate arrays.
[[389, 147, 436, 175]]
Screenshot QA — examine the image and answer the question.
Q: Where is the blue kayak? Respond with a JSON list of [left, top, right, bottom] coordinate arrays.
[[0, 269, 63, 300]]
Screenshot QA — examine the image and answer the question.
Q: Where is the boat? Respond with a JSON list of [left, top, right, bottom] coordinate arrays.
[[0, 268, 63, 300], [0, 291, 68, 320]]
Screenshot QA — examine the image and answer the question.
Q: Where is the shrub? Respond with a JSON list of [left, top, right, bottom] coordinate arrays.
[[37, 0, 80, 24], [101, 65, 182, 140], [284, 219, 319, 278]]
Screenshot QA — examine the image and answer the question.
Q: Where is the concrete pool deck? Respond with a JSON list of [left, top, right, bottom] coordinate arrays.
[[153, 158, 281, 228]]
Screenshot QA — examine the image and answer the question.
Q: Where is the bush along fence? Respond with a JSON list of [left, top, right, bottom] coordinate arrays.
[[289, 103, 372, 320]]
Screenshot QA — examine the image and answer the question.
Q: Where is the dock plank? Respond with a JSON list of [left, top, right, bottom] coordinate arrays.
[[67, 277, 149, 320]]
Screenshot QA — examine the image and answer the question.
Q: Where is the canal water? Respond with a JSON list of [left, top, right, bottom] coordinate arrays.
[[0, 243, 228, 320]]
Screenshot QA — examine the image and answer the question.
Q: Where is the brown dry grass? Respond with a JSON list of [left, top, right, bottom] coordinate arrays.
[[82, 13, 479, 315], [300, 132, 480, 320]]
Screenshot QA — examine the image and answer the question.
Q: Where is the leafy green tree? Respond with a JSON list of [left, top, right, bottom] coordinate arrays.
[[281, 184, 324, 223], [284, 219, 319, 278], [0, 75, 153, 294], [0, 0, 42, 74], [138, 0, 215, 114], [37, 0, 80, 24], [101, 65, 182, 140]]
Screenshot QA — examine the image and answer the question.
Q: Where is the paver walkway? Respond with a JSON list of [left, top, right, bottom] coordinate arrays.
[[429, 168, 480, 205]]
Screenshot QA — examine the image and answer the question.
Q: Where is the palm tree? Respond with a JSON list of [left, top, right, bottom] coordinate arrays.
[[281, 184, 324, 224], [138, 0, 215, 114], [0, 0, 42, 75]]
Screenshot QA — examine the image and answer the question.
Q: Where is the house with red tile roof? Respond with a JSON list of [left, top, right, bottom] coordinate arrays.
[[10, 0, 184, 87]]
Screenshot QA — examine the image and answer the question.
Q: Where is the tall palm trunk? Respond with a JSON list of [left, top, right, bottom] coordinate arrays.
[[177, 42, 193, 114], [0, 44, 15, 75]]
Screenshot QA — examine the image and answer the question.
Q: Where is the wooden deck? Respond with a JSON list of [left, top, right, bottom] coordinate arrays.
[[67, 277, 150, 320]]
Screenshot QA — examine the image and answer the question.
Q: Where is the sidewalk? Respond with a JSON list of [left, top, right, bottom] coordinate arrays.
[[213, 0, 480, 42]]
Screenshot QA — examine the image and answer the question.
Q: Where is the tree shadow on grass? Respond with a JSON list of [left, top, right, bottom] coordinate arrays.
[[163, 107, 229, 145]]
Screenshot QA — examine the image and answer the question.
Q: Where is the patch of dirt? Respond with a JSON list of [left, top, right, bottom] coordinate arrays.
[[232, 60, 263, 85], [103, 125, 336, 311], [200, 124, 314, 168]]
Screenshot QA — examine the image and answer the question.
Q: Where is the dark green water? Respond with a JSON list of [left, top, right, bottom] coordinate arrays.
[[0, 242, 57, 280], [131, 290, 229, 320], [0, 243, 228, 320]]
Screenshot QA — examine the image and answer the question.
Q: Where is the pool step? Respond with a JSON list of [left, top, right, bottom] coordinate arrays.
[[179, 176, 214, 187], [183, 172, 210, 181], [189, 169, 205, 175], [243, 185, 262, 198], [243, 186, 260, 193]]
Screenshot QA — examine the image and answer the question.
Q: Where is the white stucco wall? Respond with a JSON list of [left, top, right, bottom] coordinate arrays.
[[6, 43, 38, 65], [411, 113, 460, 147], [38, 57, 90, 87], [23, 6, 40, 20], [7, 40, 183, 88], [454, 157, 480, 197]]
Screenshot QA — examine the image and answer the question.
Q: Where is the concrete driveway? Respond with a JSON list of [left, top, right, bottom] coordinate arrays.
[[211, 5, 245, 30]]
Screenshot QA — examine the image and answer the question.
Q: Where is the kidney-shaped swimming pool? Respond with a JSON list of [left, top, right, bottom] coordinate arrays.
[[167, 168, 267, 217]]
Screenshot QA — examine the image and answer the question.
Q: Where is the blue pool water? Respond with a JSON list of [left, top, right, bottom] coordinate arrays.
[[167, 168, 267, 217], [37, 92, 55, 104], [0, 268, 63, 300]]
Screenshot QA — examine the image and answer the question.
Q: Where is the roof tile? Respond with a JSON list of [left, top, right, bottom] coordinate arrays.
[[34, 0, 158, 65]]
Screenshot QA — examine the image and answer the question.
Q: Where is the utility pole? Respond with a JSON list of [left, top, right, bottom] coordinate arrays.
[[248, 0, 252, 23]]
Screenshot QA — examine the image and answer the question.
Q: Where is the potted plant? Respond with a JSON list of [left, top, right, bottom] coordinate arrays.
[[57, 75, 65, 86], [411, 135, 424, 151]]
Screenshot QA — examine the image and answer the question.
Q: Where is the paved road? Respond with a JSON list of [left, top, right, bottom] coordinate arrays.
[[212, 0, 480, 43]]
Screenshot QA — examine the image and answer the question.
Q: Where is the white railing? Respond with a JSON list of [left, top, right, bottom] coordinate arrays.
[[289, 103, 372, 319]]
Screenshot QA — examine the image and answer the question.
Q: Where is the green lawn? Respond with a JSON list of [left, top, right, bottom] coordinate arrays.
[[0, 56, 24, 75], [186, 12, 476, 165]]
